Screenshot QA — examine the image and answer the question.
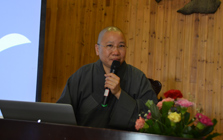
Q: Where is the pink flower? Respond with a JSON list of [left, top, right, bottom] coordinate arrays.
[[147, 112, 152, 119], [157, 97, 175, 109], [163, 97, 175, 102], [195, 113, 213, 126], [135, 117, 145, 130], [175, 98, 194, 107], [157, 101, 163, 109]]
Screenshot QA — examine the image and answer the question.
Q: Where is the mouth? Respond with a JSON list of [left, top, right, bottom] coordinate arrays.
[[111, 59, 120, 62]]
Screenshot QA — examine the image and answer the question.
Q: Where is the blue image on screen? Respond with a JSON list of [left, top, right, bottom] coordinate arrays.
[[0, 0, 42, 102]]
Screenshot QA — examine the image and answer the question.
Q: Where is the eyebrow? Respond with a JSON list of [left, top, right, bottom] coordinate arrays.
[[106, 41, 126, 44]]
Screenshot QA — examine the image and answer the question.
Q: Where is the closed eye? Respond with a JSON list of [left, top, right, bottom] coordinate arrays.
[[119, 45, 125, 48], [106, 44, 113, 48]]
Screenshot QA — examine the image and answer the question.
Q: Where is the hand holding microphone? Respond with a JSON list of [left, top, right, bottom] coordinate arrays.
[[102, 60, 120, 107], [104, 73, 121, 98]]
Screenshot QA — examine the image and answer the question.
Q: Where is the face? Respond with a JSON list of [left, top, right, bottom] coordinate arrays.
[[95, 31, 126, 72]]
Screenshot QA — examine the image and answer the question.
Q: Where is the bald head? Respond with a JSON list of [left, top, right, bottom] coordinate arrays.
[[97, 26, 124, 44], [95, 26, 126, 73]]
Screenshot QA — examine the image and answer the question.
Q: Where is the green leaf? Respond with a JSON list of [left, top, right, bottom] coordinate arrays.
[[180, 107, 188, 115], [139, 128, 144, 132], [163, 116, 171, 127], [182, 126, 192, 134], [177, 106, 182, 112], [190, 128, 203, 138], [174, 122, 184, 135], [161, 101, 174, 117], [181, 134, 194, 139], [205, 133, 222, 140], [145, 100, 154, 108], [164, 127, 175, 136], [145, 119, 155, 133], [201, 126, 214, 136], [187, 117, 195, 125], [150, 103, 161, 120], [183, 112, 190, 125], [157, 116, 172, 135], [212, 119, 217, 126], [153, 121, 162, 134], [146, 119, 154, 126], [144, 122, 149, 129]]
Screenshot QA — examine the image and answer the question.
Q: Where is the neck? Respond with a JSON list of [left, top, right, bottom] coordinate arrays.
[[103, 65, 110, 74]]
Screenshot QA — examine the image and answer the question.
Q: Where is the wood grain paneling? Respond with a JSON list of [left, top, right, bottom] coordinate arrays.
[[42, 0, 223, 138]]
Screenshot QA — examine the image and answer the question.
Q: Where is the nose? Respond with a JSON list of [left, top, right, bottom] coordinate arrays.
[[112, 46, 120, 55]]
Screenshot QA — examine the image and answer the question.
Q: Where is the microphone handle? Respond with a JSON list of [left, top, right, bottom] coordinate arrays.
[[102, 88, 110, 107], [101, 68, 116, 107], [110, 69, 115, 73]]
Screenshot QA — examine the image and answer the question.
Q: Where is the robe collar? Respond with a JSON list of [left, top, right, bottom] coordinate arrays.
[[95, 59, 127, 80]]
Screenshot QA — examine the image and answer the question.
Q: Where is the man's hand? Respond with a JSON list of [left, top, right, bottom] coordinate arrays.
[[104, 73, 121, 99]]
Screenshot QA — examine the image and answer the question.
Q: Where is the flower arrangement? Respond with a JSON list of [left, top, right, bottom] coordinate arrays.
[[135, 89, 221, 139]]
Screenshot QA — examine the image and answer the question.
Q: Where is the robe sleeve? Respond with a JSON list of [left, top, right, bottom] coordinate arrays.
[[57, 69, 82, 114], [109, 73, 157, 131], [57, 80, 72, 104]]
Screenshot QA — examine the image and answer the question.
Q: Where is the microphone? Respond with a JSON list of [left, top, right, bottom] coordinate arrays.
[[101, 60, 120, 107]]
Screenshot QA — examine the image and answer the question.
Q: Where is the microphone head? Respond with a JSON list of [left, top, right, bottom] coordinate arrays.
[[111, 60, 120, 72]]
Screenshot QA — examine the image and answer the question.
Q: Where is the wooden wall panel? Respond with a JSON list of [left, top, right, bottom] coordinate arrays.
[[42, 0, 223, 138]]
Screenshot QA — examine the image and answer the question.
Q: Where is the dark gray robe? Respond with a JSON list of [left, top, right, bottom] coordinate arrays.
[[57, 60, 157, 130]]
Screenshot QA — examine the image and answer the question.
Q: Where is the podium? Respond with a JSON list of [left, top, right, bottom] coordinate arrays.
[[0, 119, 193, 140]]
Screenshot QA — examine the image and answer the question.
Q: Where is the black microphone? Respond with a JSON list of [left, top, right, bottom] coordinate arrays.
[[101, 60, 120, 107]]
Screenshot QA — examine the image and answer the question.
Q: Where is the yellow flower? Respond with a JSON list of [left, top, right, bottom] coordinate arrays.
[[168, 112, 181, 123]]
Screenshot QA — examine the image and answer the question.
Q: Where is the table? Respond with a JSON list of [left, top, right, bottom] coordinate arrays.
[[0, 119, 194, 140]]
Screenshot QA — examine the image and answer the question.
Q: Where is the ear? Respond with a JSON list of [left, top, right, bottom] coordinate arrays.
[[95, 44, 99, 56]]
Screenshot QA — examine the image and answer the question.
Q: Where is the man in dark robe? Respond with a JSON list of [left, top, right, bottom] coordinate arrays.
[[57, 26, 158, 131]]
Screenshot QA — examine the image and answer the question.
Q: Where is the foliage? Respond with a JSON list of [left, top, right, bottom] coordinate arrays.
[[135, 89, 222, 140]]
